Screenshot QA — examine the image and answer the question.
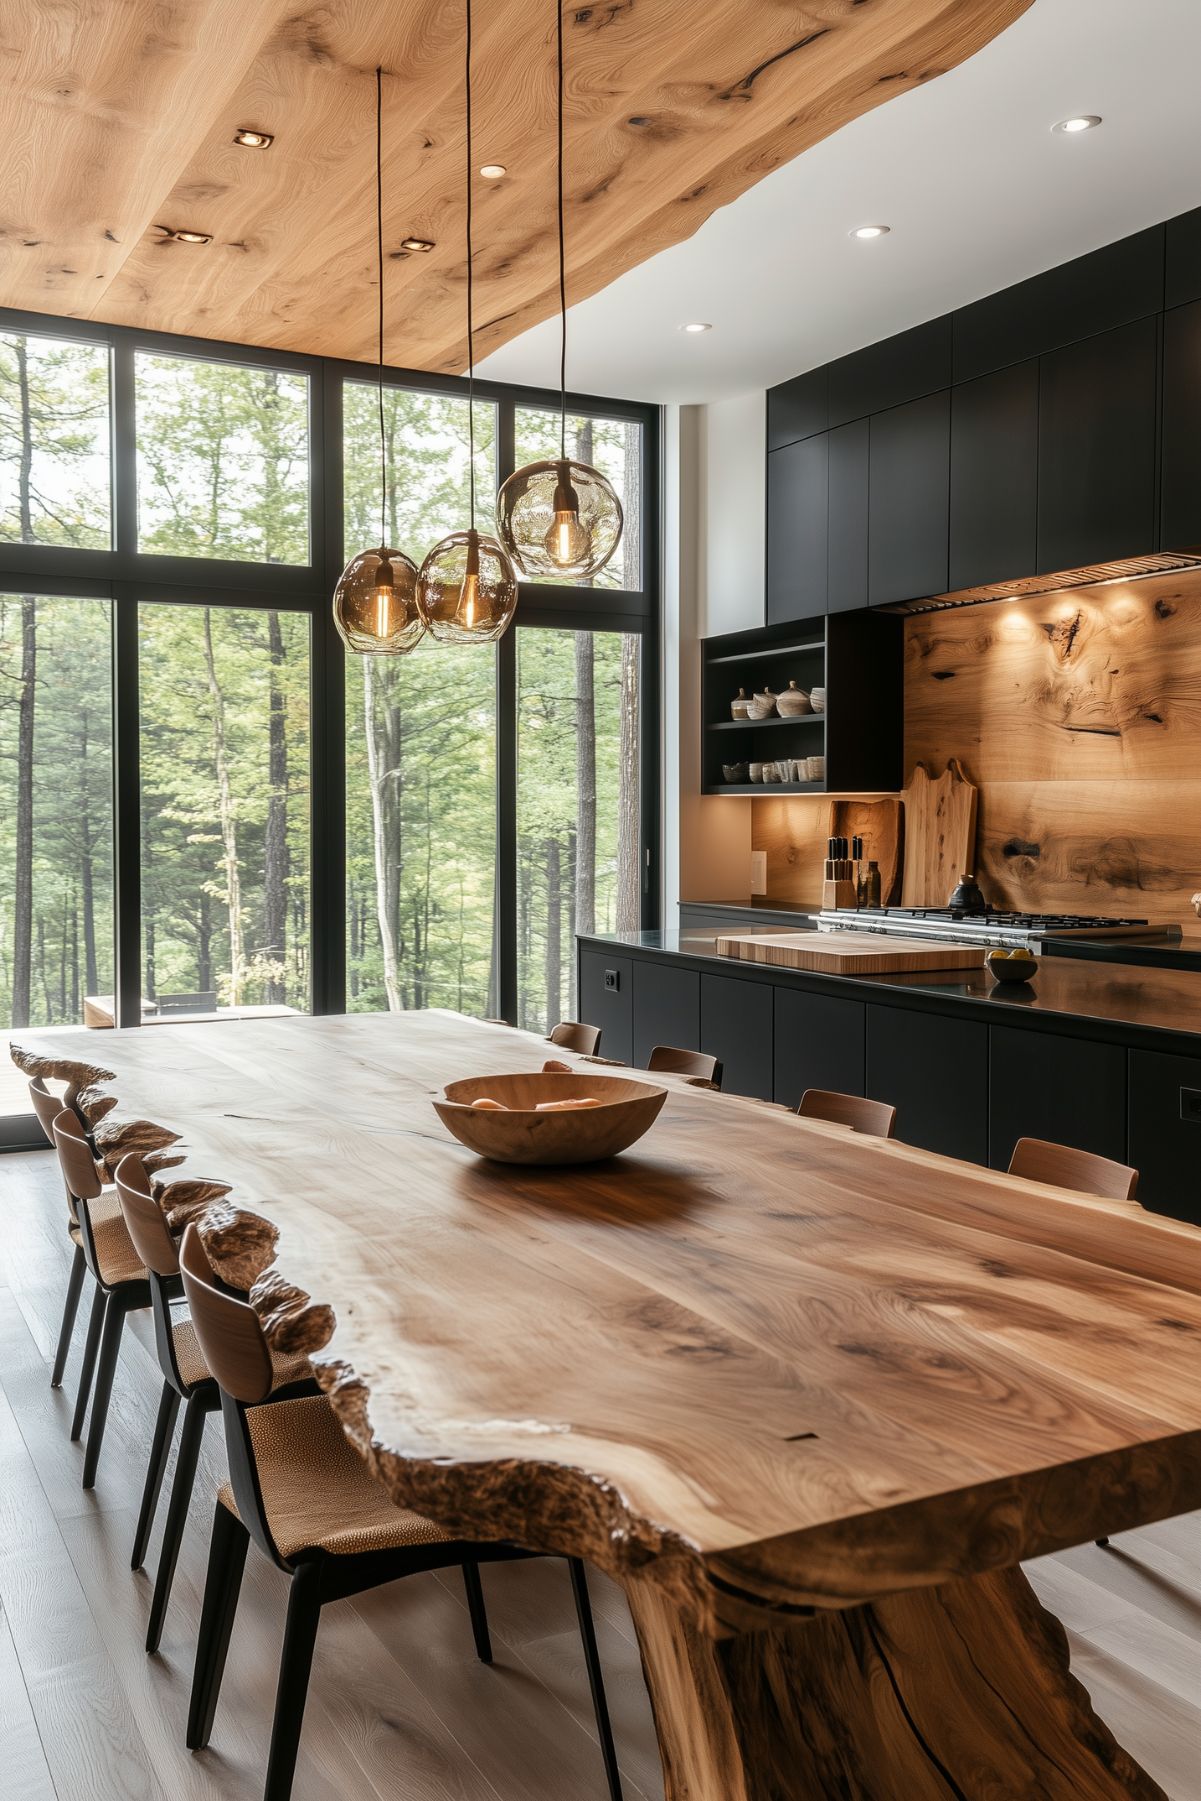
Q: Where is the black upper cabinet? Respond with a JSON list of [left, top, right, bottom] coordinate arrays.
[[767, 367, 828, 450], [868, 391, 950, 605], [949, 360, 1038, 590], [827, 420, 869, 612], [1166, 207, 1201, 308], [953, 226, 1165, 382], [1161, 299, 1201, 551], [1036, 316, 1158, 573], [827, 316, 951, 429], [767, 435, 827, 624]]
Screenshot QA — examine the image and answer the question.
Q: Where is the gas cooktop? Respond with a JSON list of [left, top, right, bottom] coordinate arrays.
[[815, 907, 1181, 948]]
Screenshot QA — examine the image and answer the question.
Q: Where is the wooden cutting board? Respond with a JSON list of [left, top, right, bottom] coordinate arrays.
[[827, 795, 903, 907], [715, 931, 986, 974], [901, 759, 979, 907]]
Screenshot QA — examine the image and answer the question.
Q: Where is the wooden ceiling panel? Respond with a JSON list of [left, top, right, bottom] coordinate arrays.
[[0, 0, 1033, 372]]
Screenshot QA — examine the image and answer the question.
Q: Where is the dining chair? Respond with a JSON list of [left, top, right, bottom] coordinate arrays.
[[49, 1108, 152, 1486], [646, 1045, 723, 1088], [548, 1020, 602, 1055], [797, 1089, 897, 1139], [178, 1224, 624, 1801], [28, 1074, 96, 1393], [1009, 1134, 1140, 1548], [1007, 1137, 1140, 1204], [113, 1152, 314, 1653]]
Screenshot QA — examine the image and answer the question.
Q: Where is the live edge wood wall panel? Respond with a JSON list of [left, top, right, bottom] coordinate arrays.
[[904, 576, 1201, 923]]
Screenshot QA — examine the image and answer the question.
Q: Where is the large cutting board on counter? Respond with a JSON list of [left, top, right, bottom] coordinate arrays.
[[715, 931, 986, 975]]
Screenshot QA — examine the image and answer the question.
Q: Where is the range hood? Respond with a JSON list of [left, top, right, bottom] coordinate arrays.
[[887, 549, 1201, 614]]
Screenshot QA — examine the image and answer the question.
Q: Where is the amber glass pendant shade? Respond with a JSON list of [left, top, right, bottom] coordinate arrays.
[[333, 547, 424, 654], [497, 456, 623, 581], [417, 527, 518, 644]]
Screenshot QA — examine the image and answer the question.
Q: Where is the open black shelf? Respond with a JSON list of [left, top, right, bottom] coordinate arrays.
[[701, 611, 902, 796]]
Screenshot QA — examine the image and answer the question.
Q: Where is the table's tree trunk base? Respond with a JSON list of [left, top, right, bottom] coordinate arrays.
[[626, 1563, 1165, 1801]]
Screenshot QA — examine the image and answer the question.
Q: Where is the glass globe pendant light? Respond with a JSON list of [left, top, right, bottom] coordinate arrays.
[[495, 0, 623, 583], [332, 67, 424, 656], [417, 0, 517, 644]]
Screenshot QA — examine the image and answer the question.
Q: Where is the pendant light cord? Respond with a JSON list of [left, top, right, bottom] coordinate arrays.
[[465, 0, 476, 527], [557, 0, 567, 460], [376, 65, 387, 550]]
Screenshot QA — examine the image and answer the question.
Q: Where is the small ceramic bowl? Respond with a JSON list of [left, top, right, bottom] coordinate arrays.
[[985, 948, 1038, 985], [746, 700, 775, 721], [722, 762, 749, 784], [748, 762, 765, 782], [731, 694, 750, 720], [809, 687, 827, 714]]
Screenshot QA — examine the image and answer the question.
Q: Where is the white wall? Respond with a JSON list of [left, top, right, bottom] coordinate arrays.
[[662, 391, 766, 922]]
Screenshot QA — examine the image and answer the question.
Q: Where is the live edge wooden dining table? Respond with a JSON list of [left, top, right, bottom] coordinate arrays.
[[13, 1010, 1201, 1800]]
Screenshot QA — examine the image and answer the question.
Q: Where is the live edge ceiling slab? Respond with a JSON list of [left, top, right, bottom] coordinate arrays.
[[12, 1009, 1201, 1798], [0, 0, 1031, 370]]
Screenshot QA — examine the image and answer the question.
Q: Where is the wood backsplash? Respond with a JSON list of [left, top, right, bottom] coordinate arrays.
[[752, 573, 1201, 921]]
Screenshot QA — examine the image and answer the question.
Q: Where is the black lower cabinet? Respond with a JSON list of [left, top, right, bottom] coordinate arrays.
[[988, 1026, 1126, 1171], [578, 950, 632, 1066], [701, 974, 773, 1099], [774, 989, 865, 1109], [632, 962, 700, 1070], [866, 1005, 988, 1163], [1128, 1048, 1201, 1224]]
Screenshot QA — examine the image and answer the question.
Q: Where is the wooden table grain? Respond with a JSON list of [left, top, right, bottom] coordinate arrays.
[[14, 1010, 1201, 1800]]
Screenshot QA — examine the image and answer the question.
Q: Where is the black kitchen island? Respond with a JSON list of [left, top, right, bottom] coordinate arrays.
[[577, 926, 1201, 1223]]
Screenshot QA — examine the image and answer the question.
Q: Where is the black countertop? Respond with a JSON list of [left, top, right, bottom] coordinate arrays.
[[583, 926, 1201, 1046]]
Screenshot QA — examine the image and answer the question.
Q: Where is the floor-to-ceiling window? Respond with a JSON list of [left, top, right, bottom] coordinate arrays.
[[0, 311, 659, 1136]]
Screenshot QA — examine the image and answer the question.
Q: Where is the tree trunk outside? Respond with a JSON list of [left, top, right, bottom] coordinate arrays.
[[617, 633, 641, 932], [197, 890, 212, 993], [264, 609, 288, 1002], [364, 659, 403, 1011], [574, 632, 596, 939], [79, 709, 98, 997], [11, 595, 36, 1026], [545, 834, 561, 1031], [201, 607, 244, 1004]]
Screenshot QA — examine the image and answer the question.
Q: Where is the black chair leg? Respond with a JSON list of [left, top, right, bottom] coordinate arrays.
[[146, 1390, 208, 1653], [187, 1502, 250, 1751], [82, 1293, 127, 1488], [131, 1380, 181, 1571], [264, 1559, 324, 1801], [568, 1557, 624, 1801], [1096, 1536, 1111, 1548], [70, 1282, 106, 1442], [461, 1560, 492, 1664], [52, 1243, 86, 1389]]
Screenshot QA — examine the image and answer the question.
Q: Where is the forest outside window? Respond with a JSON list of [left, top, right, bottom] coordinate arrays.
[[0, 330, 112, 549], [0, 593, 114, 1110], [344, 380, 499, 1018], [513, 407, 641, 591], [135, 353, 310, 563], [139, 603, 311, 1018], [517, 629, 641, 1032]]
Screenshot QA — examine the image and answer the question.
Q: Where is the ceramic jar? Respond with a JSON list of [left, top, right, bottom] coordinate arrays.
[[776, 680, 812, 717]]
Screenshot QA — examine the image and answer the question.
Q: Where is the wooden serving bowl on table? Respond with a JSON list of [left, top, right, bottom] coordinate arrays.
[[434, 1072, 667, 1165]]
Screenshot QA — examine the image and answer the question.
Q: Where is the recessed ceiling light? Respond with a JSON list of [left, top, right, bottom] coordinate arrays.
[[479, 163, 507, 180], [233, 127, 274, 149], [400, 236, 436, 253], [1053, 115, 1101, 134], [679, 322, 712, 333], [157, 226, 212, 244], [850, 224, 890, 240]]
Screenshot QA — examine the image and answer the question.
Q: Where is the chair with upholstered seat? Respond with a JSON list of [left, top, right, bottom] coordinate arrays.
[[547, 1020, 602, 1055], [49, 1108, 152, 1486], [28, 1074, 98, 1395], [646, 1045, 723, 1087], [179, 1224, 623, 1801], [114, 1152, 314, 1653], [797, 1089, 897, 1139]]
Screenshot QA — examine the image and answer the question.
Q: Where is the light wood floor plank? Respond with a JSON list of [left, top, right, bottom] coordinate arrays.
[[0, 1603, 57, 1801]]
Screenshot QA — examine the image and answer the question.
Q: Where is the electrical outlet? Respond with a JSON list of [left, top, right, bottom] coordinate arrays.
[[750, 851, 767, 896], [604, 968, 620, 992]]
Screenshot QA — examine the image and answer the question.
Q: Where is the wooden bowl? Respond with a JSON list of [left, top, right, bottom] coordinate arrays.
[[433, 1072, 668, 1165]]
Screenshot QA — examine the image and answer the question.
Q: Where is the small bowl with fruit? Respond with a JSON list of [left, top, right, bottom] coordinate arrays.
[[985, 947, 1039, 986], [433, 1070, 667, 1165]]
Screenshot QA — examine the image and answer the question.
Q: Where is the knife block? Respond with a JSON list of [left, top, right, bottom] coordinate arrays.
[[822, 879, 858, 910]]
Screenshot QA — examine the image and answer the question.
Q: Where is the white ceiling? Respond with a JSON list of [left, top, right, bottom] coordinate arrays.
[[478, 0, 1201, 405]]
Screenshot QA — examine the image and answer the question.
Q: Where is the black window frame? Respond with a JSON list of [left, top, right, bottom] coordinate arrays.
[[0, 307, 660, 1039]]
